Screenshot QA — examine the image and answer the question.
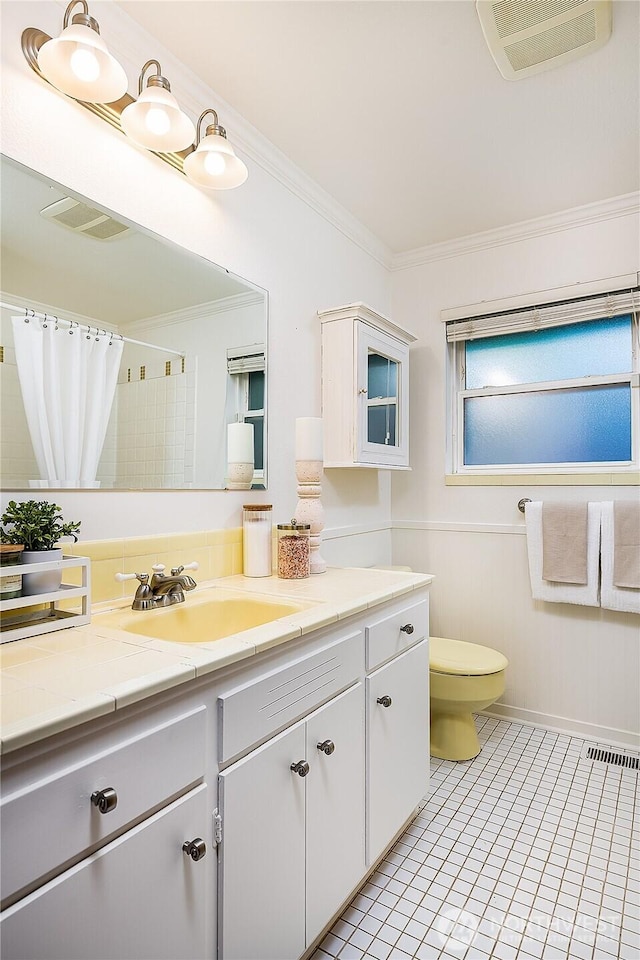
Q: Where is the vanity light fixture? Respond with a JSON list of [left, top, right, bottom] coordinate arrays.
[[183, 110, 249, 190], [21, 12, 248, 189], [32, 0, 127, 104], [120, 60, 195, 152]]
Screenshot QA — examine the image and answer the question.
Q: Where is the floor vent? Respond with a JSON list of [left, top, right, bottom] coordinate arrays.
[[586, 747, 639, 770]]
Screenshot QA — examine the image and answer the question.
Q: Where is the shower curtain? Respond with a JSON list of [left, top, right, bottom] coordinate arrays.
[[12, 316, 123, 487]]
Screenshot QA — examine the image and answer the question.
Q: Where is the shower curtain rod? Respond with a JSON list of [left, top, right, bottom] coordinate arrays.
[[1, 300, 185, 358]]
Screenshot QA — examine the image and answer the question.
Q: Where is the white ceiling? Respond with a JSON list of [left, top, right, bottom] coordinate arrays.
[[118, 0, 639, 254]]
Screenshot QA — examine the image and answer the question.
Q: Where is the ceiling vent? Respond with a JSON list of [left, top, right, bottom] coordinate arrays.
[[40, 197, 130, 240], [476, 0, 612, 80]]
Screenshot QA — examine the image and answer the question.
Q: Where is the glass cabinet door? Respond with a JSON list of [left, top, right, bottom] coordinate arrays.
[[357, 322, 410, 467], [367, 352, 398, 447]]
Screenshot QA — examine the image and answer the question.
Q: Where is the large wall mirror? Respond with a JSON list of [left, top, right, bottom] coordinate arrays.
[[0, 155, 267, 492]]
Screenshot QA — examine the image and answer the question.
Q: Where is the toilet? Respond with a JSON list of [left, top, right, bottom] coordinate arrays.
[[429, 636, 508, 762]]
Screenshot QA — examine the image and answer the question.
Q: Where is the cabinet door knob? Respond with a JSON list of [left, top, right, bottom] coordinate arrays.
[[90, 787, 118, 814], [400, 623, 414, 635], [377, 695, 393, 708], [182, 838, 207, 861], [317, 740, 335, 756], [290, 760, 310, 777]]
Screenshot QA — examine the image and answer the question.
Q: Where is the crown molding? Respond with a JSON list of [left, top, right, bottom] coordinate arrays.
[[84, 3, 393, 271], [392, 192, 640, 271], [124, 292, 264, 334]]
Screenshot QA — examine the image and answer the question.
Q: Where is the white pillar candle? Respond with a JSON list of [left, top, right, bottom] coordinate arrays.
[[295, 417, 323, 462], [227, 422, 254, 463]]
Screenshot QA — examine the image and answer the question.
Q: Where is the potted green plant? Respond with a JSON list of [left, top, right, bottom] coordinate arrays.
[[0, 500, 81, 595]]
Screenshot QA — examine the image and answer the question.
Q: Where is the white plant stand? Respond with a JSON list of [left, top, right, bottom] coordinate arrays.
[[0, 556, 91, 644]]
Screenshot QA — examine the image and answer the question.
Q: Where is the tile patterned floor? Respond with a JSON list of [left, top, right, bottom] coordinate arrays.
[[314, 718, 639, 960]]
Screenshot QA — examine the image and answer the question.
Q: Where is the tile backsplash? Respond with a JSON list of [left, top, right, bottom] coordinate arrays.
[[65, 528, 243, 604]]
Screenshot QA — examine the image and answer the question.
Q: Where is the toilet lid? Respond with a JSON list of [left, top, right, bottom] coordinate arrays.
[[430, 636, 508, 676]]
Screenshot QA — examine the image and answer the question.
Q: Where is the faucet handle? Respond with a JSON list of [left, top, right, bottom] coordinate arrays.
[[115, 571, 149, 584], [151, 564, 166, 575], [170, 561, 199, 575]]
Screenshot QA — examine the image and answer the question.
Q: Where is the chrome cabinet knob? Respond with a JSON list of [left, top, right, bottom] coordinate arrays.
[[377, 695, 393, 708], [90, 787, 118, 814], [290, 760, 310, 777], [182, 838, 207, 861], [400, 623, 414, 634], [317, 740, 335, 756]]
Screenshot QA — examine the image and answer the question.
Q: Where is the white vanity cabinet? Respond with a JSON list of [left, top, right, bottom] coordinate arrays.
[[0, 701, 212, 960], [0, 581, 431, 960], [365, 596, 430, 863], [319, 302, 417, 469], [217, 633, 365, 960]]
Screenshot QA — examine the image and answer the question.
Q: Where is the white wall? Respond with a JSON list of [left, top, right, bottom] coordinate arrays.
[[391, 205, 640, 745], [0, 1, 393, 564]]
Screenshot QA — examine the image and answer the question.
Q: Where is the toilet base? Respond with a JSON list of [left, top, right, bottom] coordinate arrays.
[[430, 708, 481, 762]]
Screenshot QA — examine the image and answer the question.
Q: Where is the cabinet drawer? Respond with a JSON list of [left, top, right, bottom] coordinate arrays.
[[1, 706, 206, 904], [366, 596, 428, 670], [0, 785, 209, 960], [218, 630, 362, 762]]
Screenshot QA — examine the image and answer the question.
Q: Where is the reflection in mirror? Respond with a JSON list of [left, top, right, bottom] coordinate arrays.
[[0, 156, 267, 491]]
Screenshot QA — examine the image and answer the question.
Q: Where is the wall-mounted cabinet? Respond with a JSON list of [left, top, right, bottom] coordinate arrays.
[[319, 303, 416, 469]]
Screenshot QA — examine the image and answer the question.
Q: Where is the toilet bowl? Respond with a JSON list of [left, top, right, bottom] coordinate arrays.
[[430, 636, 508, 762]]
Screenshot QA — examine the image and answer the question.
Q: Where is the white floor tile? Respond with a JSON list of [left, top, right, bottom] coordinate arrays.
[[329, 719, 638, 960]]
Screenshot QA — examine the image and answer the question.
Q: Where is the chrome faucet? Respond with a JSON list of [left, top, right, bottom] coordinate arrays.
[[116, 562, 198, 611]]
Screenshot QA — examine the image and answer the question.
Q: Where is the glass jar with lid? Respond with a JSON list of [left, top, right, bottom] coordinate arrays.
[[277, 520, 310, 579], [242, 504, 273, 577], [0, 544, 24, 600]]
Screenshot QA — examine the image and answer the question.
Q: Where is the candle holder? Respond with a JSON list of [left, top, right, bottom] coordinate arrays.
[[226, 462, 254, 490], [226, 422, 254, 490], [293, 417, 326, 574]]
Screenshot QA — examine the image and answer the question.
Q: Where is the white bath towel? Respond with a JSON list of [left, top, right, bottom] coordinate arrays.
[[525, 501, 601, 606], [601, 502, 640, 614]]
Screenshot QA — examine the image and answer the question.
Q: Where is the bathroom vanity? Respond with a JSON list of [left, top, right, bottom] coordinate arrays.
[[0, 568, 431, 960]]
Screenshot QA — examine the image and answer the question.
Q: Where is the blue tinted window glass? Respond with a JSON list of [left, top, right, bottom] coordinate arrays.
[[368, 354, 398, 399], [465, 316, 632, 388], [248, 371, 264, 410], [368, 404, 397, 446], [245, 416, 264, 470], [464, 384, 631, 465]]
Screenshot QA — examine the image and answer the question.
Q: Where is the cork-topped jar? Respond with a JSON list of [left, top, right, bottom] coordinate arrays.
[[277, 520, 310, 579], [0, 544, 24, 600]]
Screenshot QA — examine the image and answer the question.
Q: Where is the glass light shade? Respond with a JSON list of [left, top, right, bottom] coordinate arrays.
[[121, 85, 196, 152], [183, 132, 248, 189], [37, 23, 127, 103]]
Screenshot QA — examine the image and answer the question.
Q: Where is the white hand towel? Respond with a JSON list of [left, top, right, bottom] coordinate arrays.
[[601, 502, 640, 614], [525, 501, 601, 606]]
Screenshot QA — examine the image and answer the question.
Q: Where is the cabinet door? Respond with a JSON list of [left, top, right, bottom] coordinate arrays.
[[0, 786, 209, 960], [218, 723, 306, 960], [367, 639, 430, 863], [306, 684, 365, 946], [356, 322, 410, 467]]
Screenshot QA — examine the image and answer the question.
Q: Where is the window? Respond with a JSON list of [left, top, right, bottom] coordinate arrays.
[[227, 345, 266, 486], [447, 286, 639, 474]]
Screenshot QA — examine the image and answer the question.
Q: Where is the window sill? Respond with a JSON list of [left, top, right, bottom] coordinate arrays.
[[446, 472, 640, 486]]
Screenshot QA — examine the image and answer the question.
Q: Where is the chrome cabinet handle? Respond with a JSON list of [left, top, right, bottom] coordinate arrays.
[[182, 838, 207, 861], [377, 695, 393, 708], [290, 760, 310, 777], [400, 623, 414, 634], [90, 787, 118, 814], [317, 740, 335, 756]]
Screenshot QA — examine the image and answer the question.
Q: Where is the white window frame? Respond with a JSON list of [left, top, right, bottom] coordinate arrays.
[[445, 281, 640, 477]]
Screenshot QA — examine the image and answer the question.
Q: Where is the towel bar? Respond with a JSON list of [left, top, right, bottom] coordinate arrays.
[[518, 498, 532, 513]]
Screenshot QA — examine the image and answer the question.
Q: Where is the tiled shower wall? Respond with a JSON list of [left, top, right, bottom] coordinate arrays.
[[113, 360, 196, 489]]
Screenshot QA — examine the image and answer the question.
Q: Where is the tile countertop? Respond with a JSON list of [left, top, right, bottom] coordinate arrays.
[[0, 567, 433, 755]]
